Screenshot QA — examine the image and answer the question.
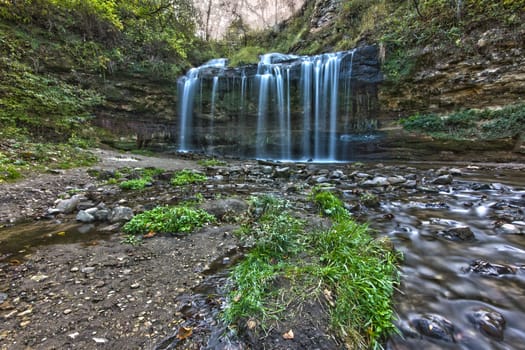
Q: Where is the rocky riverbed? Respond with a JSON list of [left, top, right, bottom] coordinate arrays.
[[1, 149, 524, 349]]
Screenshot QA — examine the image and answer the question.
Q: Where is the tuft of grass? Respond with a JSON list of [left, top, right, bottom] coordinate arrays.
[[224, 193, 400, 348], [122, 205, 215, 235], [170, 169, 207, 186], [197, 158, 227, 167], [119, 177, 152, 190], [311, 188, 351, 221]]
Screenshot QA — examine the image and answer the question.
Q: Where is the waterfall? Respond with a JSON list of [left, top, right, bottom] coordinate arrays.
[[177, 49, 368, 161]]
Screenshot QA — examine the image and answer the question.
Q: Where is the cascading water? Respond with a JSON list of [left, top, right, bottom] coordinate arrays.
[[177, 58, 227, 152], [177, 48, 377, 161]]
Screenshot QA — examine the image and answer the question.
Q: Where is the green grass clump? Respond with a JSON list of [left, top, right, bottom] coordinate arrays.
[[312, 220, 400, 347], [224, 194, 400, 348], [119, 177, 152, 190], [170, 169, 207, 186], [122, 205, 215, 235], [311, 188, 351, 221], [197, 158, 227, 167]]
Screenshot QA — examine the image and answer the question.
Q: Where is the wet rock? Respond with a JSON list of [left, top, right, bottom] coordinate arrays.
[[497, 223, 521, 235], [94, 209, 110, 222], [330, 170, 344, 179], [467, 307, 505, 340], [274, 166, 291, 178], [472, 183, 492, 190], [315, 176, 330, 184], [387, 176, 406, 185], [441, 226, 475, 241], [411, 313, 456, 342], [54, 194, 84, 214], [432, 174, 453, 185], [362, 176, 389, 187], [76, 210, 95, 223], [110, 206, 134, 223], [465, 259, 516, 276], [77, 200, 96, 211], [403, 180, 417, 189], [201, 198, 248, 220]]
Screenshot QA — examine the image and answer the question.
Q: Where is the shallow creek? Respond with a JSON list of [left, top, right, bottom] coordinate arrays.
[[1, 162, 524, 349], [377, 168, 525, 349]]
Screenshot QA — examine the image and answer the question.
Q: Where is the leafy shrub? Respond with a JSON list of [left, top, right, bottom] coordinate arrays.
[[170, 169, 207, 186], [400, 114, 445, 132], [119, 177, 152, 190], [311, 189, 351, 221], [122, 205, 215, 235]]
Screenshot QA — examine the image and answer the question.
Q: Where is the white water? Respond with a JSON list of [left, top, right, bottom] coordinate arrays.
[[178, 50, 357, 161]]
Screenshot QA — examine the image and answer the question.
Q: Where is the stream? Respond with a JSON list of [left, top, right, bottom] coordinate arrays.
[[1, 161, 524, 349]]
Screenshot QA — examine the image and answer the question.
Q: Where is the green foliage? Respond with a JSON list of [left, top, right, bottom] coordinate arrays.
[[170, 169, 207, 186], [224, 195, 400, 348], [121, 234, 143, 246], [119, 177, 152, 190], [311, 189, 351, 221], [312, 220, 400, 347], [228, 46, 264, 67], [197, 158, 227, 167], [401, 104, 525, 140], [0, 58, 103, 141], [122, 205, 215, 235]]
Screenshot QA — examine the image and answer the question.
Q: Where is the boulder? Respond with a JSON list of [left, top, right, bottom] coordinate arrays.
[[110, 206, 134, 223]]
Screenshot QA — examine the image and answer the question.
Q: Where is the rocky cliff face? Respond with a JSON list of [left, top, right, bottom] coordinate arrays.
[[381, 26, 525, 117]]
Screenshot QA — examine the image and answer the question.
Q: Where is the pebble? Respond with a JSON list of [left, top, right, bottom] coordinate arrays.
[[130, 283, 140, 289], [63, 309, 72, 315], [93, 337, 108, 344], [0, 292, 7, 303], [81, 267, 95, 274]]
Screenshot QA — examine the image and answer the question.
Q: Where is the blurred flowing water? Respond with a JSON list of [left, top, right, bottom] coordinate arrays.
[[373, 171, 525, 349]]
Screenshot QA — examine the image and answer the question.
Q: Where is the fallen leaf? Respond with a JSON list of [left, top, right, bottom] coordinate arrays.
[[246, 319, 257, 330], [323, 288, 335, 307], [56, 231, 66, 236], [176, 326, 193, 340], [144, 231, 157, 238], [283, 329, 294, 340]]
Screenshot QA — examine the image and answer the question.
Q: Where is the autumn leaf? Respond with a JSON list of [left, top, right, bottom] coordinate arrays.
[[282, 329, 294, 340], [144, 230, 157, 238], [176, 326, 193, 340]]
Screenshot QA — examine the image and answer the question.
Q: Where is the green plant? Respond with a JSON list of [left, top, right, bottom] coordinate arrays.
[[119, 177, 152, 190], [170, 169, 207, 186], [121, 234, 143, 246], [311, 189, 351, 221], [122, 205, 215, 235], [197, 158, 227, 167], [224, 195, 400, 348], [311, 220, 400, 348]]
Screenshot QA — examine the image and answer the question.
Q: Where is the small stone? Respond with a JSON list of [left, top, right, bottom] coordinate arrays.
[[468, 307, 505, 340], [362, 176, 389, 187], [20, 320, 31, 327], [63, 309, 72, 315], [432, 174, 453, 185], [17, 309, 32, 317], [109, 206, 134, 223], [0, 293, 7, 303], [76, 210, 95, 223], [70, 267, 79, 272], [498, 223, 520, 235], [387, 176, 406, 185], [30, 274, 49, 282], [130, 283, 140, 289], [411, 314, 455, 342], [68, 332, 80, 339], [442, 226, 475, 241], [93, 337, 108, 344], [81, 267, 95, 274]]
